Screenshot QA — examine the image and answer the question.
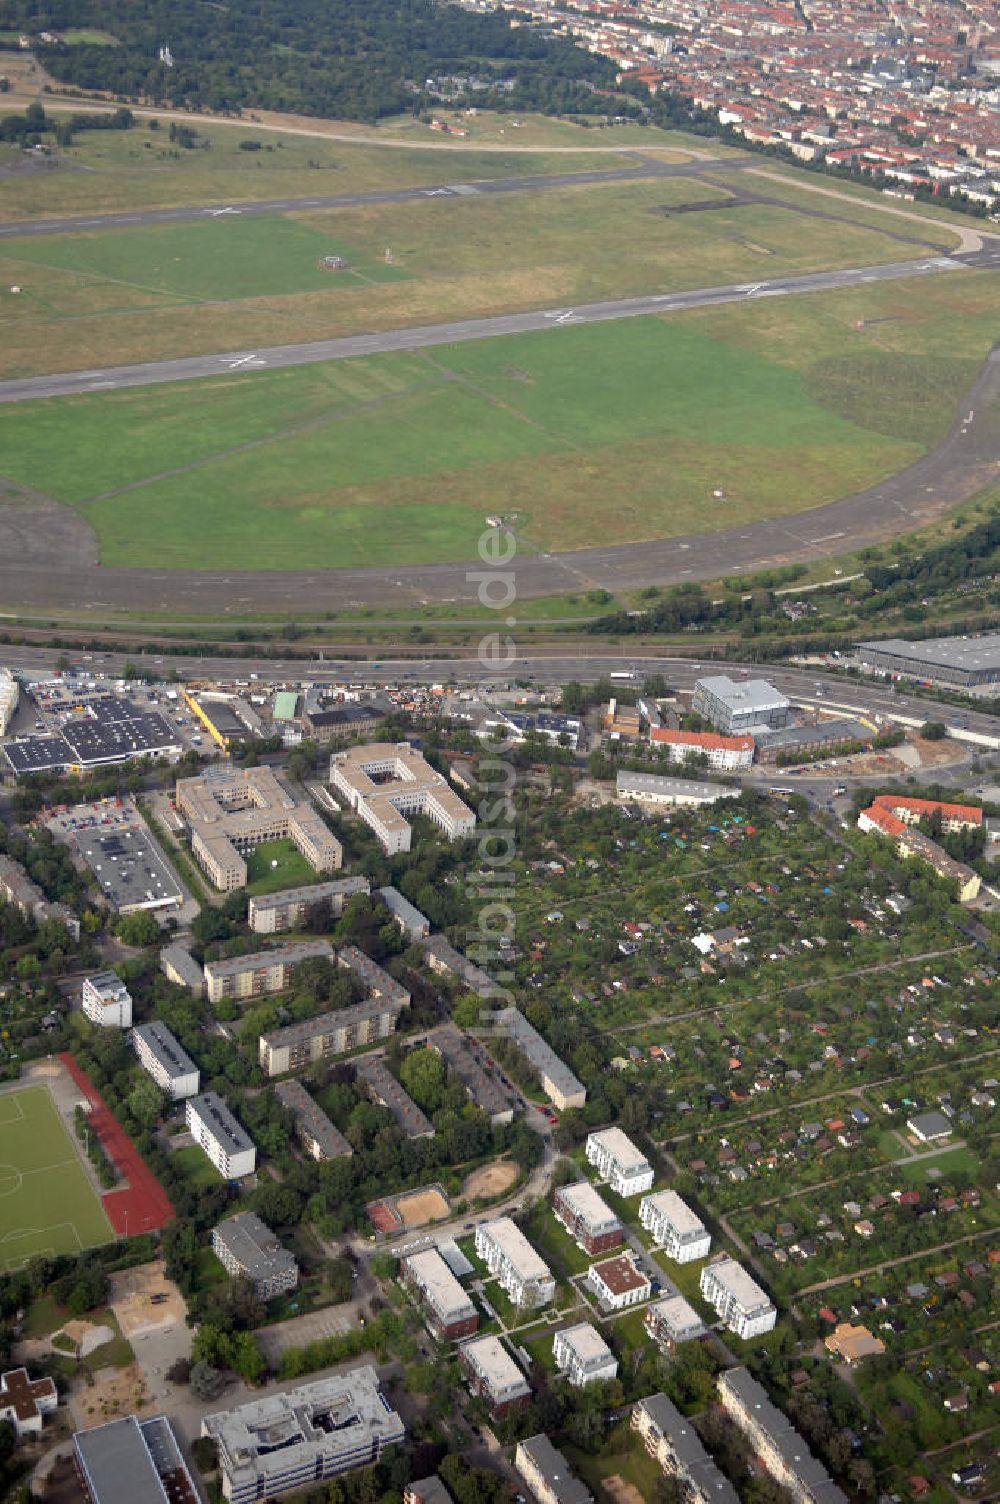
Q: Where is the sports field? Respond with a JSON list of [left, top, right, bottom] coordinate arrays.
[[0, 1085, 113, 1268], [0, 269, 993, 571]]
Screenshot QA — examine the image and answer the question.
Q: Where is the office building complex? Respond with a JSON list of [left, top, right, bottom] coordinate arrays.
[[475, 1218, 555, 1309], [718, 1368, 848, 1504], [649, 727, 756, 770], [494, 1007, 586, 1109], [82, 971, 132, 1029], [552, 1323, 618, 1388], [185, 1092, 256, 1180], [176, 765, 341, 890], [515, 1435, 593, 1504], [856, 632, 1000, 689], [639, 1190, 711, 1263], [212, 1213, 298, 1301], [130, 1021, 200, 1100], [274, 1078, 352, 1161], [587, 1253, 651, 1312], [401, 1248, 478, 1341], [203, 1368, 404, 1503], [73, 1414, 199, 1504], [693, 675, 790, 735], [458, 1335, 531, 1417], [204, 939, 334, 1004], [699, 1257, 776, 1339], [552, 1181, 623, 1257], [330, 742, 475, 854], [585, 1128, 654, 1197], [260, 999, 402, 1079], [248, 876, 369, 933], [632, 1393, 738, 1504], [644, 1293, 707, 1352]]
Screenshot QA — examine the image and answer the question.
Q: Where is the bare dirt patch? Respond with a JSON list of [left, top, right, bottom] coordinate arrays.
[[0, 482, 97, 568], [396, 1186, 450, 1227], [73, 1361, 149, 1428], [601, 1475, 645, 1504], [110, 1258, 185, 1339], [462, 1160, 518, 1201]]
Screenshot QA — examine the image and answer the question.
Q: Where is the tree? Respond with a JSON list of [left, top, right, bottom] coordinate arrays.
[[116, 910, 160, 947], [398, 1049, 446, 1114], [127, 1076, 164, 1129], [921, 722, 946, 740], [189, 1360, 225, 1401]]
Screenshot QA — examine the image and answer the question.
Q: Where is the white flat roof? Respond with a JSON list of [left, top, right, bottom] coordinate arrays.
[[588, 1127, 651, 1174], [643, 1189, 706, 1238], [704, 1257, 772, 1312], [403, 1248, 475, 1321], [480, 1217, 552, 1282], [557, 1322, 613, 1364], [558, 1180, 619, 1230]]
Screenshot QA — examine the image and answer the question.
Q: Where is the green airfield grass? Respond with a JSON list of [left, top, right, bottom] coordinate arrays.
[[0, 1085, 113, 1267], [2, 214, 409, 304]]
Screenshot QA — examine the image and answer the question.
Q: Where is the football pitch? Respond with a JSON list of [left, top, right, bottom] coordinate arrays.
[[0, 1085, 113, 1268]]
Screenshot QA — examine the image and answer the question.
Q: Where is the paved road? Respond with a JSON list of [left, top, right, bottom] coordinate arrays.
[[0, 155, 753, 241], [3, 249, 992, 408]]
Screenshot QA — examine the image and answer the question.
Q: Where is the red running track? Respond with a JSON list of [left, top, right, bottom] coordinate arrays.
[[59, 1052, 174, 1237]]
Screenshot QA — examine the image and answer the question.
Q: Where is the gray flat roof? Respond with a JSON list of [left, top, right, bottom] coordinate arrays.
[[204, 939, 334, 982], [274, 1078, 352, 1158], [213, 1211, 296, 1282], [188, 1092, 254, 1154], [517, 1435, 592, 1504], [131, 1021, 198, 1083], [857, 633, 1000, 671], [720, 1369, 847, 1503], [754, 718, 869, 749], [695, 675, 789, 712], [74, 1416, 171, 1504], [249, 876, 369, 912], [616, 771, 740, 800], [495, 1007, 584, 1101]]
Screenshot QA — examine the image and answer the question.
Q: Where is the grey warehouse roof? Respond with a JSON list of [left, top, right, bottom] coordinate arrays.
[[857, 633, 1000, 671]]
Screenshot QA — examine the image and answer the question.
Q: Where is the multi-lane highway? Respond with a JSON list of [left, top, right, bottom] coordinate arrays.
[[2, 249, 993, 407]]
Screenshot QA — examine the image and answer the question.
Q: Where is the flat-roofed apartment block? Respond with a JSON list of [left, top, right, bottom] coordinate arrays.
[[329, 742, 475, 854], [585, 1128, 654, 1197], [260, 999, 402, 1079], [82, 970, 132, 1029], [458, 1335, 531, 1417], [203, 1366, 404, 1504], [248, 876, 370, 933], [639, 1190, 711, 1263], [131, 1021, 200, 1100], [176, 765, 342, 890], [186, 1092, 256, 1179], [74, 1413, 199, 1504], [205, 939, 335, 1004], [376, 885, 430, 940], [475, 1218, 555, 1309], [0, 853, 80, 941], [587, 1253, 651, 1312], [699, 1256, 776, 1339], [644, 1293, 707, 1351], [515, 1434, 593, 1504], [401, 1248, 478, 1341], [427, 1022, 513, 1125], [274, 1078, 352, 1160], [552, 1181, 623, 1256], [552, 1323, 618, 1387], [718, 1368, 848, 1504], [212, 1212, 298, 1301], [159, 942, 204, 996], [495, 1006, 586, 1109], [353, 1054, 434, 1139], [422, 934, 503, 1000], [338, 944, 411, 1010], [632, 1393, 738, 1504]]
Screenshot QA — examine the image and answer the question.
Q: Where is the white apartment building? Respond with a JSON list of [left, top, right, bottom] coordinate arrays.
[[130, 1021, 200, 1100], [475, 1218, 555, 1309], [185, 1092, 256, 1180], [552, 1323, 618, 1388], [81, 971, 132, 1029], [329, 742, 476, 854], [459, 1335, 531, 1416], [587, 1253, 651, 1312], [639, 1190, 711, 1263], [585, 1128, 654, 1197], [699, 1257, 776, 1339]]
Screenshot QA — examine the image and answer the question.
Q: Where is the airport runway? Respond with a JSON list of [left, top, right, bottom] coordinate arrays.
[[0, 155, 753, 242], [2, 248, 996, 407]]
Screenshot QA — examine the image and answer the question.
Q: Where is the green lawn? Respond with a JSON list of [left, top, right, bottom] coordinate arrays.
[[244, 837, 320, 895], [896, 1145, 981, 1186], [564, 1431, 667, 1501], [169, 1141, 225, 1187], [0, 314, 924, 569], [0, 1085, 113, 1266]]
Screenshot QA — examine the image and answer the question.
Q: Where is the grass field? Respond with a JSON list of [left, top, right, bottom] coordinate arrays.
[[2, 273, 992, 570], [0, 170, 955, 379], [0, 1085, 113, 1267], [244, 838, 319, 895]]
